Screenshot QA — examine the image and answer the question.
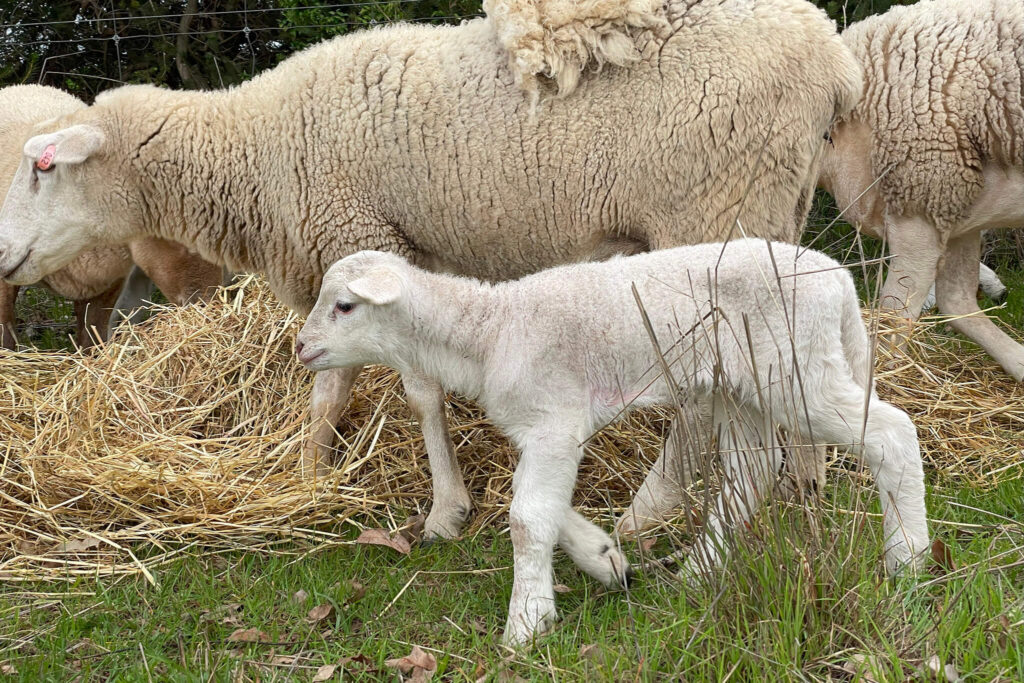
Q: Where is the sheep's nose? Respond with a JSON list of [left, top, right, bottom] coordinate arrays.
[[295, 340, 305, 357]]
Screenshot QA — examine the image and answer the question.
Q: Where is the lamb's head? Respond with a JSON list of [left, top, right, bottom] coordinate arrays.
[[296, 250, 412, 372], [0, 116, 139, 285]]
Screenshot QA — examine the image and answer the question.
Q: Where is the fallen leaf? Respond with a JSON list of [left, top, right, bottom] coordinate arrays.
[[292, 589, 309, 604], [924, 655, 963, 683], [470, 617, 488, 635], [553, 584, 572, 594], [356, 528, 412, 554], [200, 603, 243, 625], [346, 580, 366, 604], [385, 645, 437, 682], [579, 643, 600, 660], [57, 536, 102, 554], [399, 514, 426, 544], [306, 604, 334, 623], [311, 663, 337, 681], [931, 538, 956, 573], [227, 628, 270, 643], [843, 653, 882, 683], [640, 537, 657, 552], [0, 661, 17, 675], [271, 655, 296, 666]]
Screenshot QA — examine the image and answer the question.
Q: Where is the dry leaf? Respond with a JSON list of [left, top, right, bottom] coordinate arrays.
[[311, 664, 337, 681], [57, 536, 102, 554], [579, 643, 600, 660], [271, 655, 296, 666], [931, 538, 956, 572], [924, 655, 963, 683], [292, 589, 309, 604], [346, 580, 366, 604], [226, 628, 270, 643], [0, 661, 17, 675], [385, 645, 437, 682], [356, 528, 412, 555], [306, 604, 334, 623], [640, 537, 657, 552], [201, 602, 242, 625], [843, 653, 882, 683], [399, 514, 426, 544], [552, 584, 572, 594]]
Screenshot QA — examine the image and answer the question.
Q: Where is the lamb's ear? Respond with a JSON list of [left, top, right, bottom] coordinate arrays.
[[24, 125, 106, 168], [347, 266, 403, 305]]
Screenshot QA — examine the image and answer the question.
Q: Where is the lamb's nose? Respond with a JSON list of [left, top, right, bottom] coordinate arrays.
[[295, 340, 304, 357]]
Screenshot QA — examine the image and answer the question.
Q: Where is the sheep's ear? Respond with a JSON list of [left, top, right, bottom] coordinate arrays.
[[24, 125, 106, 168], [347, 266, 403, 305]]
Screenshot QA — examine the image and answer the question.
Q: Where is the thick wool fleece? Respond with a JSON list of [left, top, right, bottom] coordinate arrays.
[[0, 0, 861, 313], [840, 0, 1024, 229]]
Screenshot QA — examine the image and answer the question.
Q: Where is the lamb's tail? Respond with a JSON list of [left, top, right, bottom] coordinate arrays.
[[839, 273, 872, 391], [485, 0, 669, 105]]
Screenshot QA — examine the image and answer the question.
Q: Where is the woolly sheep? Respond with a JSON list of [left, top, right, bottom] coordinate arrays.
[[818, 0, 1024, 380], [295, 241, 930, 645], [0, 85, 223, 349], [0, 0, 862, 541]]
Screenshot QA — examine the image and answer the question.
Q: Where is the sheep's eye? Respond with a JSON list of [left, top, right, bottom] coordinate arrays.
[[335, 302, 355, 314]]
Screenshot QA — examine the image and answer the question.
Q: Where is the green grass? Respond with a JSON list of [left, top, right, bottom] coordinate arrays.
[[1, 475, 1021, 680]]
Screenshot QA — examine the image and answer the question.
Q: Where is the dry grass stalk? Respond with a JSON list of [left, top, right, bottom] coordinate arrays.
[[0, 277, 1020, 581]]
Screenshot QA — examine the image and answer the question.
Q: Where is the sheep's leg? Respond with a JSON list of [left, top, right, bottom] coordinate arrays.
[[935, 232, 1024, 381], [74, 280, 124, 349], [302, 367, 362, 477], [504, 426, 582, 646], [786, 380, 929, 574], [877, 215, 942, 349], [108, 265, 156, 334], [616, 413, 701, 535], [0, 281, 18, 350], [679, 399, 782, 580], [402, 371, 473, 540], [558, 509, 631, 588]]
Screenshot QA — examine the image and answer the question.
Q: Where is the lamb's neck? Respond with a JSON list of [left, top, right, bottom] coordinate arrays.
[[399, 271, 505, 398], [124, 88, 317, 311]]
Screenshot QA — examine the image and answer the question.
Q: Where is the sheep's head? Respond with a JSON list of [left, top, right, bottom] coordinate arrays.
[[0, 119, 137, 285], [296, 250, 410, 372]]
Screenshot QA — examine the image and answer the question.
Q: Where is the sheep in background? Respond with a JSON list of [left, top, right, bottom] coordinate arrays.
[[0, 0, 862, 540], [0, 85, 224, 350], [818, 0, 1024, 380], [295, 242, 930, 645]]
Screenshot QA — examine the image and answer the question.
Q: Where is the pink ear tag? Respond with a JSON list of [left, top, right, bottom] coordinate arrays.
[[36, 144, 56, 171]]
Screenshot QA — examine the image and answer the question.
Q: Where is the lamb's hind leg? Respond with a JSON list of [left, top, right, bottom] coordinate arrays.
[[936, 232, 1024, 381], [402, 370, 473, 540]]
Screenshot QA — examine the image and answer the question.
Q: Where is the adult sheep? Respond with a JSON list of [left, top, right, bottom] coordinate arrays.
[[0, 0, 862, 540], [818, 0, 1024, 380], [0, 85, 224, 350]]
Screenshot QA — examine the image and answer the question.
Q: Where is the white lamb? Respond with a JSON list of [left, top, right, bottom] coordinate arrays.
[[0, 0, 861, 541], [295, 240, 930, 645], [818, 0, 1024, 380]]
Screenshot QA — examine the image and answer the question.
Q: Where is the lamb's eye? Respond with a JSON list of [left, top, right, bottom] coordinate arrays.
[[335, 302, 355, 314]]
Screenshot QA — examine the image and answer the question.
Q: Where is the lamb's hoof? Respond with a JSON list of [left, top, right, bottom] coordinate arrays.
[[596, 544, 633, 589], [423, 502, 473, 542], [502, 607, 558, 647]]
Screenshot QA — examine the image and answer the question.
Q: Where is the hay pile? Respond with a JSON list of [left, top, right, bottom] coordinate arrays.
[[0, 277, 1021, 581]]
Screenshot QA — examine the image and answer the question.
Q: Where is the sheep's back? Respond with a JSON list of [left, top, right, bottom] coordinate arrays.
[[842, 0, 1024, 227]]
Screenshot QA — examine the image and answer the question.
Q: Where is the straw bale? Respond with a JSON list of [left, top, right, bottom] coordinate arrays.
[[0, 276, 1019, 581]]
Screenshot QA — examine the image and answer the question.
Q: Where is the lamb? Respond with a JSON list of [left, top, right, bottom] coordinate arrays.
[[0, 85, 224, 350], [818, 0, 1024, 380], [294, 241, 930, 645], [0, 0, 862, 541]]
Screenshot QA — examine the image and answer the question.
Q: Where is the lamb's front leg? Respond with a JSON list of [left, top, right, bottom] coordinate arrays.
[[504, 428, 583, 646], [401, 371, 473, 540], [302, 367, 362, 477]]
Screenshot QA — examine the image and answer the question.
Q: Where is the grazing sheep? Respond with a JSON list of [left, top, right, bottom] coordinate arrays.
[[818, 0, 1024, 380], [295, 242, 930, 645], [0, 0, 862, 540], [0, 85, 224, 349]]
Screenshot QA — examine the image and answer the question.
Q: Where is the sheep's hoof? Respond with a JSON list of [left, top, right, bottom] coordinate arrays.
[[422, 502, 473, 542], [502, 607, 558, 647]]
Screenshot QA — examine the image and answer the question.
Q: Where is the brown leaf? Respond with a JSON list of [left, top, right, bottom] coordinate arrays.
[[842, 654, 882, 683], [640, 537, 657, 552], [292, 589, 309, 605], [931, 538, 956, 572], [579, 643, 600, 660], [552, 584, 572, 594], [311, 664, 337, 681], [271, 655, 296, 666], [346, 580, 366, 604], [226, 628, 270, 643], [0, 661, 17, 675], [924, 655, 964, 683], [200, 602, 242, 625], [306, 604, 334, 623], [57, 536, 102, 554], [356, 528, 412, 555], [385, 645, 437, 682], [399, 514, 426, 545]]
